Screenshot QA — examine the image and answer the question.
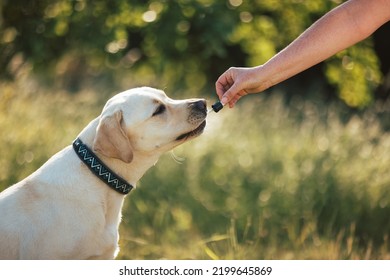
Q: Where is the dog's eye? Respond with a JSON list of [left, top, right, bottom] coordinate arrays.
[[152, 104, 166, 116]]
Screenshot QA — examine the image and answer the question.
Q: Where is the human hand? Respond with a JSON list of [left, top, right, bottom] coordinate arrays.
[[215, 66, 267, 108]]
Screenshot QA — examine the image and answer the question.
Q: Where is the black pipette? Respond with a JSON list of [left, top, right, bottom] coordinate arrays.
[[208, 101, 224, 113]]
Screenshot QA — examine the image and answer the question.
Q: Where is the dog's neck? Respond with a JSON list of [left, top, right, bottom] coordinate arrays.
[[73, 138, 133, 194], [77, 118, 161, 189]]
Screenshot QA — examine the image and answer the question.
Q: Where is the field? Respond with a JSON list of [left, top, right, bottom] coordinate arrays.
[[1, 79, 390, 259]]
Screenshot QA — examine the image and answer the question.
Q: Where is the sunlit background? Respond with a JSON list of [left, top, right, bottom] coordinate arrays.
[[1, 0, 389, 259]]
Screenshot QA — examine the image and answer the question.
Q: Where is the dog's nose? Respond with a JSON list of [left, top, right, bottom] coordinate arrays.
[[191, 100, 207, 111]]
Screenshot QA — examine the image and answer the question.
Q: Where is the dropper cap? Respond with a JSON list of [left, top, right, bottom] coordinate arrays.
[[211, 101, 224, 113]]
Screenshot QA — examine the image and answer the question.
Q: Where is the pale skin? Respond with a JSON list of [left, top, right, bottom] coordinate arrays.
[[216, 0, 390, 108]]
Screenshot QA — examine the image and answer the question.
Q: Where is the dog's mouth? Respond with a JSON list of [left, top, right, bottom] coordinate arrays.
[[176, 120, 206, 141]]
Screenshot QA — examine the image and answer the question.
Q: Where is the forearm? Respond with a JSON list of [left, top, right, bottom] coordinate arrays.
[[261, 0, 390, 88], [216, 0, 390, 107]]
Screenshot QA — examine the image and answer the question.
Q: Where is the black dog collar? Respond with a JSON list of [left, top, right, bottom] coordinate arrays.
[[72, 138, 133, 195]]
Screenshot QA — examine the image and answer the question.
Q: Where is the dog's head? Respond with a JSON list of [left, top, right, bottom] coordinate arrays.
[[93, 87, 207, 163]]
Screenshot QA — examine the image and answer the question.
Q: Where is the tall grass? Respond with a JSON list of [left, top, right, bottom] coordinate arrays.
[[1, 81, 389, 259]]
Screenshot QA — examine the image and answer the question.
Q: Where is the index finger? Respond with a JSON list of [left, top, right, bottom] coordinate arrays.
[[216, 73, 234, 99]]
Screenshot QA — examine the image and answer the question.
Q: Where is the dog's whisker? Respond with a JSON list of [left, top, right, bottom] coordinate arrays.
[[170, 151, 186, 164]]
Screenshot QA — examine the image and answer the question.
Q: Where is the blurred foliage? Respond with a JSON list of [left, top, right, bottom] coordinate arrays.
[[1, 80, 390, 259], [0, 0, 388, 107], [1, 0, 390, 260]]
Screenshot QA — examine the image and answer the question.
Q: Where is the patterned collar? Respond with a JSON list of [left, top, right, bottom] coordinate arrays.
[[72, 138, 133, 195]]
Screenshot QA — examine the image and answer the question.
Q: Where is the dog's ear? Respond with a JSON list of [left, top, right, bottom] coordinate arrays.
[[93, 110, 133, 163]]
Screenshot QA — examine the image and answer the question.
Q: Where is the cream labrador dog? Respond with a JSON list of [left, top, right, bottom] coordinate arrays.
[[0, 87, 207, 259]]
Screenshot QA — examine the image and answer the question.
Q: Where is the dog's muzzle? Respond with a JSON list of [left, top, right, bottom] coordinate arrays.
[[176, 100, 207, 141]]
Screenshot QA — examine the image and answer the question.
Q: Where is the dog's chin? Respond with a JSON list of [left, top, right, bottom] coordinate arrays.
[[175, 120, 206, 142]]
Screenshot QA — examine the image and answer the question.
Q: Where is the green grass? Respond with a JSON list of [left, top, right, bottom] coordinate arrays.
[[1, 80, 390, 259]]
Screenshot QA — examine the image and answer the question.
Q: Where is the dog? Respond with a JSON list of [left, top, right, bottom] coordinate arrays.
[[0, 87, 207, 259]]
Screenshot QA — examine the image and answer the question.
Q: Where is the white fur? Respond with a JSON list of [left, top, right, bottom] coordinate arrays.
[[0, 87, 206, 259]]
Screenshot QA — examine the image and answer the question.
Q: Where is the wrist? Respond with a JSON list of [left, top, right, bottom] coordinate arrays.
[[250, 65, 274, 92]]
